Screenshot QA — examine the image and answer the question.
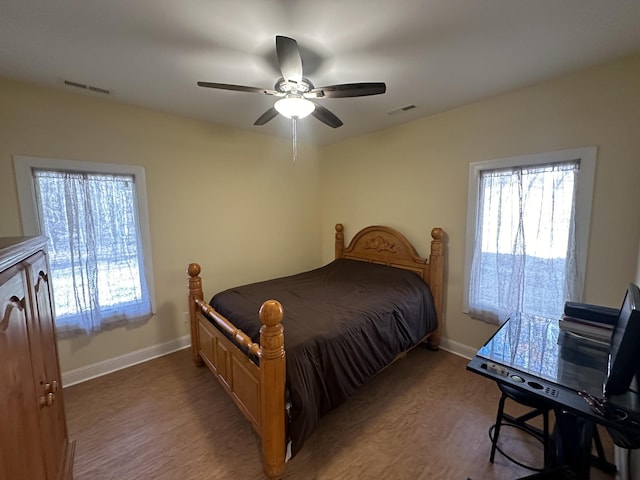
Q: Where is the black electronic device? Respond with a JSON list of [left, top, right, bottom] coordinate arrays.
[[564, 301, 619, 325], [604, 283, 640, 396]]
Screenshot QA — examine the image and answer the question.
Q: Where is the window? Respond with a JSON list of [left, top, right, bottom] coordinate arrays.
[[464, 147, 596, 324], [14, 156, 155, 335]]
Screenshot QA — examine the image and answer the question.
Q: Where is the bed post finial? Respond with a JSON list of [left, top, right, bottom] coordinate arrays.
[[335, 223, 344, 259], [259, 300, 286, 479], [430, 227, 444, 255], [187, 263, 204, 366]]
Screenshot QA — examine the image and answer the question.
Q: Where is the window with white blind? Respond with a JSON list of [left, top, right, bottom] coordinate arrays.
[[464, 147, 596, 324], [14, 156, 156, 336]]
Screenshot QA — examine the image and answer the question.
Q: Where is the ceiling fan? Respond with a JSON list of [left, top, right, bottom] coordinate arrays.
[[197, 35, 386, 129]]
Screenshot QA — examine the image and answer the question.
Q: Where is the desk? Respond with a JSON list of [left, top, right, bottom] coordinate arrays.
[[467, 313, 640, 479]]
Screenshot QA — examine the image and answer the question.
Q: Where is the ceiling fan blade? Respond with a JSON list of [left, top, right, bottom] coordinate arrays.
[[253, 107, 279, 126], [197, 81, 278, 95], [308, 82, 386, 98], [311, 103, 343, 128], [276, 36, 303, 84]]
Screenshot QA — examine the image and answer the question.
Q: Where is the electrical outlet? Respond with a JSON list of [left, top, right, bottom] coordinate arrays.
[[183, 312, 190, 323]]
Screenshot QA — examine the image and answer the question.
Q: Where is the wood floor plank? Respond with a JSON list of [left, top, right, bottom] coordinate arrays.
[[64, 348, 615, 479]]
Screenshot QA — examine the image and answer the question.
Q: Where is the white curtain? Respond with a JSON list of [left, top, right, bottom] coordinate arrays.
[[33, 169, 152, 334], [468, 161, 580, 324]]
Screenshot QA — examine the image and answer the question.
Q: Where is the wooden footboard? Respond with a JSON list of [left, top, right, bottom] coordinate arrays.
[[188, 263, 286, 479], [187, 224, 445, 479]]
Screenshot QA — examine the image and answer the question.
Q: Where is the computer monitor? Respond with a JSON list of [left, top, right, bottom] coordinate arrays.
[[604, 283, 640, 396]]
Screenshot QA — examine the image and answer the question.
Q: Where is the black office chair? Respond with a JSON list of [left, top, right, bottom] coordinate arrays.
[[489, 383, 553, 471], [489, 384, 614, 475]]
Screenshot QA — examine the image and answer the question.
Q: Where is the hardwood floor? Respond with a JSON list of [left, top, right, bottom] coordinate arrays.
[[64, 348, 615, 479]]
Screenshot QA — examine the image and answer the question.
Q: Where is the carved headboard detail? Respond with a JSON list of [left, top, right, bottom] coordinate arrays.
[[335, 224, 427, 270], [364, 235, 398, 254]]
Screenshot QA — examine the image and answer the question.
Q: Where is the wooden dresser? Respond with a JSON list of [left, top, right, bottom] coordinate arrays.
[[0, 236, 75, 480]]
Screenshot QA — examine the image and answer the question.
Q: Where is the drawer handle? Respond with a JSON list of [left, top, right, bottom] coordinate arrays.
[[1, 296, 25, 332], [44, 381, 59, 394], [39, 392, 55, 408]]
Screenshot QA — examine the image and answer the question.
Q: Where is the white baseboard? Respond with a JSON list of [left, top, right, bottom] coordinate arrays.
[[61, 335, 190, 387], [438, 336, 478, 360]]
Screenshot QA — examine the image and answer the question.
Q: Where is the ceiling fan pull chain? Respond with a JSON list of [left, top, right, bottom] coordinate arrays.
[[292, 117, 297, 163]]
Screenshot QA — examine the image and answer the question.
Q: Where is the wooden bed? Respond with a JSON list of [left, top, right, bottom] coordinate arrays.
[[187, 224, 445, 478]]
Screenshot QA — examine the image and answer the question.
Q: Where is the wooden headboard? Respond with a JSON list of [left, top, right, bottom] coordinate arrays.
[[334, 223, 445, 347]]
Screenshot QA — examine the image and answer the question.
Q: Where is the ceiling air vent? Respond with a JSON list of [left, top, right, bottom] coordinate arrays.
[[64, 80, 87, 90], [387, 104, 416, 115], [63, 80, 111, 95], [88, 85, 110, 95]]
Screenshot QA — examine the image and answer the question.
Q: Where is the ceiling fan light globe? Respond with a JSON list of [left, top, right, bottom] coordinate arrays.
[[274, 96, 315, 119]]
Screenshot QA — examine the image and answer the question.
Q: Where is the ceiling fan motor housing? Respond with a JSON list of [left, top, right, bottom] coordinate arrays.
[[275, 77, 314, 95]]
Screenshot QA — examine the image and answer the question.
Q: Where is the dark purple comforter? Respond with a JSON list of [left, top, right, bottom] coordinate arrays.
[[209, 258, 437, 456]]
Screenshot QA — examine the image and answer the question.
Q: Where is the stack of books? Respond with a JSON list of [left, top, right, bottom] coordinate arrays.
[[558, 302, 619, 343]]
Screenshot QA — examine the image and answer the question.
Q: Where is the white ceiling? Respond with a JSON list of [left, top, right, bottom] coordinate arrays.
[[2, 0, 640, 145]]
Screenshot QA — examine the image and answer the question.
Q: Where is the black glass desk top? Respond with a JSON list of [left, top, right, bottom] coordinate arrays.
[[476, 312, 608, 397], [474, 312, 639, 413]]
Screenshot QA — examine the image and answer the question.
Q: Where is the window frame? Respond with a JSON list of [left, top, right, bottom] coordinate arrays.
[[463, 146, 597, 317], [13, 155, 157, 320]]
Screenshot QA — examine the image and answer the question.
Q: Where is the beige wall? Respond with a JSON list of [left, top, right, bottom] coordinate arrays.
[[320, 52, 640, 349], [0, 78, 322, 372], [2, 51, 639, 372]]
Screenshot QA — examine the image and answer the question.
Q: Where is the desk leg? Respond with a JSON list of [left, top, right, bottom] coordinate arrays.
[[553, 409, 594, 480]]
